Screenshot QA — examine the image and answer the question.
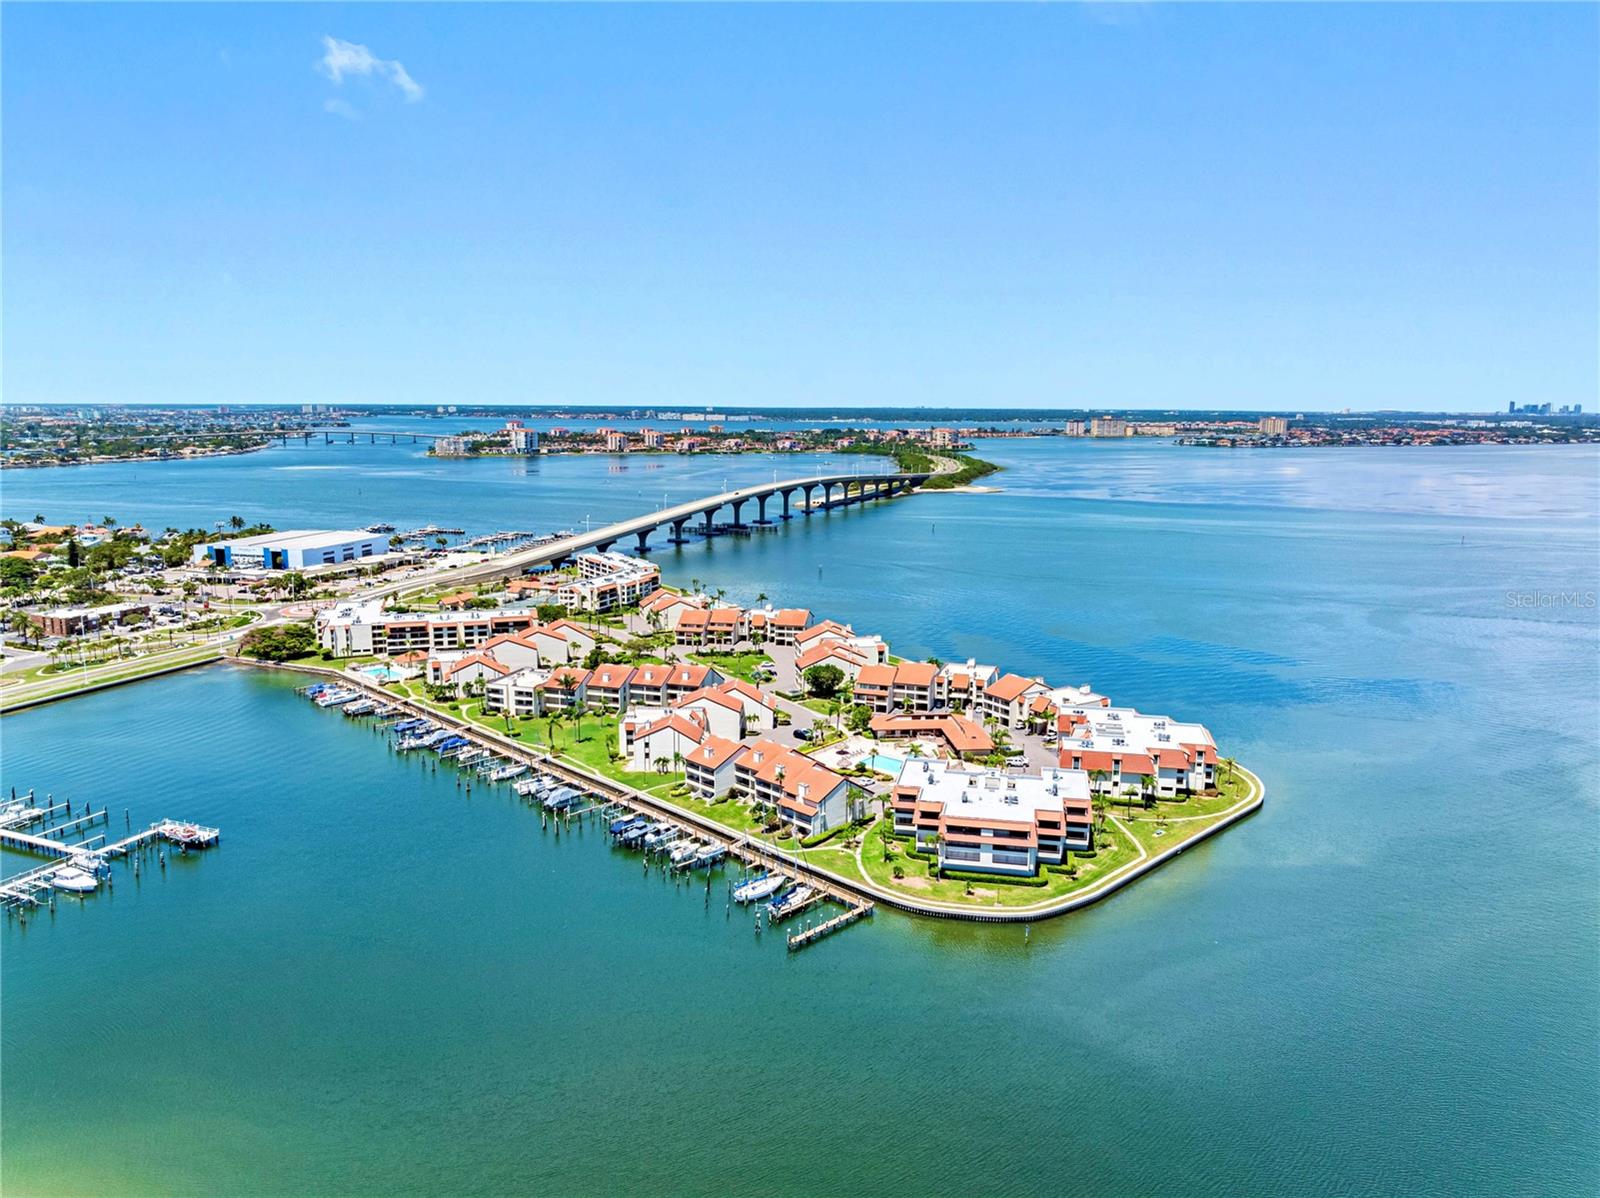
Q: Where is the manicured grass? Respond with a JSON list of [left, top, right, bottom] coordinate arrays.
[[687, 652, 771, 683], [0, 643, 224, 709], [849, 818, 1142, 908], [462, 704, 672, 791]]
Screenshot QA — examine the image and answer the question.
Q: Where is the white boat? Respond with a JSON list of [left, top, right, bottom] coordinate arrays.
[[456, 748, 487, 766], [489, 763, 529, 783], [514, 777, 548, 798], [315, 690, 360, 708], [732, 873, 786, 904], [690, 843, 728, 869], [643, 826, 681, 851], [49, 866, 98, 893], [669, 840, 703, 868], [767, 885, 815, 921]]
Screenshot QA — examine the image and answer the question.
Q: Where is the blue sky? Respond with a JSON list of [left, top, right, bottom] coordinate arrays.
[[4, 4, 1595, 412]]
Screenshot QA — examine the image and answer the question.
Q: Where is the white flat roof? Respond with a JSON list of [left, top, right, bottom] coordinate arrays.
[[264, 530, 385, 550], [895, 759, 1090, 821], [205, 529, 378, 551]]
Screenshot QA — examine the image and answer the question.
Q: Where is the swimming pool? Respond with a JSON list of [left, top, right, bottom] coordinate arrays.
[[359, 664, 403, 682], [861, 753, 906, 775]]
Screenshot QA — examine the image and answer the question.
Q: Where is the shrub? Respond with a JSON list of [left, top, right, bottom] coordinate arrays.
[[800, 824, 852, 848], [241, 621, 316, 662], [939, 869, 1050, 888]]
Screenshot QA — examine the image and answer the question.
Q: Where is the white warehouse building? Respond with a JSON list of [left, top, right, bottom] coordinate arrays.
[[193, 529, 389, 571]]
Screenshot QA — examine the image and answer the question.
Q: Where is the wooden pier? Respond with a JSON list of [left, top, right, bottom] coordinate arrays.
[[286, 665, 880, 951], [787, 903, 873, 951], [1, 791, 220, 912]]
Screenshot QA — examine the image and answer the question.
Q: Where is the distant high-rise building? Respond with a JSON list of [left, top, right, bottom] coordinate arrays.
[[509, 426, 539, 455], [640, 427, 664, 448], [1259, 417, 1289, 436], [1089, 417, 1128, 438], [604, 429, 629, 453], [1063, 421, 1086, 437]]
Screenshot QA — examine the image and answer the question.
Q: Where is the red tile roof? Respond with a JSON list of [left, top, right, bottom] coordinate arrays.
[[985, 673, 1044, 702]]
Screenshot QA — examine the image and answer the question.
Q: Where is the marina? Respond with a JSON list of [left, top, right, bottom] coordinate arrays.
[[291, 674, 877, 950], [0, 791, 220, 911]]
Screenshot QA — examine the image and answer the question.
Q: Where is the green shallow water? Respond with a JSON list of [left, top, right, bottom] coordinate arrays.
[[3, 440, 1597, 1196]]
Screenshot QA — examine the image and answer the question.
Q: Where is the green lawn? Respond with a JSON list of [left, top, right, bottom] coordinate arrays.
[[0, 642, 224, 710], [454, 702, 674, 790], [687, 652, 771, 684], [848, 818, 1142, 908]]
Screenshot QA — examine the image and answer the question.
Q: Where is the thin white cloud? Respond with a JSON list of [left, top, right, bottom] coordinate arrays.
[[323, 97, 362, 122], [316, 35, 424, 106]]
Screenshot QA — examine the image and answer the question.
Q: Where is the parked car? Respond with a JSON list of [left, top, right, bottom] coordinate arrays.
[[794, 728, 811, 741]]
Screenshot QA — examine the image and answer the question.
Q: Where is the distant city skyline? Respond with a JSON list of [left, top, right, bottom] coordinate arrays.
[[4, 5, 1595, 413]]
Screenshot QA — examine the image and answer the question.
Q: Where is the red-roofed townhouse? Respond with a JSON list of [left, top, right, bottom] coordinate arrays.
[[683, 735, 744, 798], [626, 712, 708, 772], [586, 664, 636, 711], [536, 666, 590, 711], [982, 674, 1052, 729], [672, 687, 747, 741]]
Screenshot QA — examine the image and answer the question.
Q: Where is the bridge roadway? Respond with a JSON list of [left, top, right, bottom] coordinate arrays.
[[368, 469, 929, 594]]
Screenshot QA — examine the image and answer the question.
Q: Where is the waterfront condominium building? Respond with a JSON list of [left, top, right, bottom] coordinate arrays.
[[746, 607, 812, 645], [519, 553, 659, 613], [853, 660, 947, 713], [317, 601, 541, 655], [483, 667, 548, 717], [732, 740, 852, 837], [673, 605, 747, 647], [980, 673, 1053, 728], [1056, 705, 1218, 797], [890, 760, 1095, 877], [683, 735, 745, 799]]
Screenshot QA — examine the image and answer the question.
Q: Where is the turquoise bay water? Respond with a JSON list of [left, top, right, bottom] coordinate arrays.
[[0, 414, 865, 535], [3, 439, 1597, 1195]]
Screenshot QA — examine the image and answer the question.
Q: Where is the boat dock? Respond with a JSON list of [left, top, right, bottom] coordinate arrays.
[[293, 669, 877, 951], [1, 789, 221, 913], [786, 903, 873, 951]]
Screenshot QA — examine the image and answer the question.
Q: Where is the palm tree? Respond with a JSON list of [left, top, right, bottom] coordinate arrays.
[[1220, 756, 1237, 788], [671, 750, 683, 774], [929, 832, 943, 880], [1139, 773, 1157, 808], [755, 592, 768, 607], [1121, 786, 1141, 816], [229, 515, 245, 531], [907, 742, 924, 760], [1089, 768, 1108, 798], [545, 710, 561, 748], [654, 755, 670, 775]]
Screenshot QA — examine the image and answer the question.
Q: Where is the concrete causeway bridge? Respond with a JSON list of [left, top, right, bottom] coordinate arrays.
[[373, 469, 930, 593]]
